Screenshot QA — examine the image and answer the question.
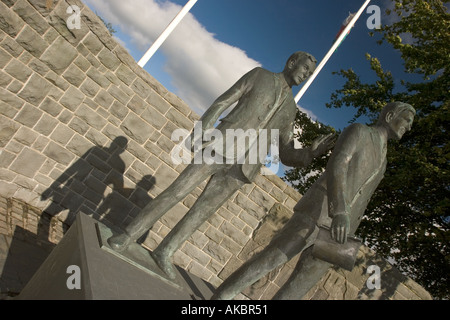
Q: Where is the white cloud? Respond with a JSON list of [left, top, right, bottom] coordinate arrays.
[[83, 0, 261, 115], [297, 103, 318, 122]]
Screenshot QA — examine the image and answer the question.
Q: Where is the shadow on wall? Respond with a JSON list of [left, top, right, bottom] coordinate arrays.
[[38, 136, 156, 240], [0, 226, 55, 298], [0, 137, 157, 298]]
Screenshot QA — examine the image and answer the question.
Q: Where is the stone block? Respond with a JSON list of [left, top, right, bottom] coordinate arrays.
[[10, 147, 46, 178], [0, 100, 18, 119], [73, 55, 90, 72], [27, 56, 51, 76], [39, 97, 63, 117], [147, 89, 171, 115], [0, 47, 13, 68], [131, 77, 151, 99], [45, 70, 70, 91], [0, 115, 19, 147], [43, 141, 75, 165], [62, 64, 86, 87], [6, 79, 22, 93], [12, 126, 38, 145], [1, 35, 23, 57], [127, 94, 147, 115], [79, 77, 99, 99], [86, 67, 110, 88], [166, 108, 193, 131], [0, 149, 16, 169], [14, 103, 43, 127], [94, 89, 114, 109], [60, 86, 85, 111], [12, 0, 49, 35], [16, 25, 48, 58], [107, 85, 130, 105], [84, 128, 108, 147], [120, 112, 153, 144], [168, 96, 192, 118], [74, 104, 107, 131], [47, 0, 89, 46], [26, 0, 54, 17], [219, 221, 249, 247], [126, 140, 149, 163], [50, 124, 75, 145], [0, 1, 24, 37], [153, 162, 178, 190], [4, 59, 32, 82], [182, 242, 211, 267], [17, 74, 52, 106], [82, 32, 103, 55], [141, 106, 168, 131], [32, 135, 49, 152], [34, 113, 59, 136], [248, 187, 276, 211], [156, 135, 175, 154], [43, 27, 59, 45], [66, 134, 94, 157], [159, 202, 188, 229], [203, 240, 232, 265], [40, 36, 78, 74], [80, 6, 117, 50], [115, 64, 136, 86], [234, 192, 266, 220], [97, 47, 120, 71]]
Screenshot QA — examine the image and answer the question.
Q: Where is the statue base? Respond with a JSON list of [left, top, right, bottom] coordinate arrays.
[[16, 213, 215, 300]]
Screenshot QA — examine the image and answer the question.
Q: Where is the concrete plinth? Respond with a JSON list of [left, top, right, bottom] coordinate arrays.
[[16, 213, 215, 300]]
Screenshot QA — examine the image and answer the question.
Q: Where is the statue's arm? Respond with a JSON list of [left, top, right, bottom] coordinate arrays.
[[279, 123, 335, 168], [199, 68, 259, 130]]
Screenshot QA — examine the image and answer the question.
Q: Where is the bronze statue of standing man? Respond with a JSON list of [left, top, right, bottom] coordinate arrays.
[[212, 102, 415, 300], [108, 51, 335, 279]]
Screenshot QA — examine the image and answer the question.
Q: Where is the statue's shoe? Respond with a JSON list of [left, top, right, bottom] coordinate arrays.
[[151, 251, 177, 280], [107, 233, 130, 252]]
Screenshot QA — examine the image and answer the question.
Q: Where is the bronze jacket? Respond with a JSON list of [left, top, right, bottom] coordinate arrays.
[[198, 67, 314, 183]]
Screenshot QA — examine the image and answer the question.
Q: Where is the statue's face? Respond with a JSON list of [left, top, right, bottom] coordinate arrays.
[[286, 58, 316, 86], [387, 110, 414, 140]]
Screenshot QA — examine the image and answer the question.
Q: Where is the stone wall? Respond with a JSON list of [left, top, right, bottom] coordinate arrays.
[[0, 0, 431, 300]]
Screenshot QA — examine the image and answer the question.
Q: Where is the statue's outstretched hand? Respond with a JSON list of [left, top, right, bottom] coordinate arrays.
[[311, 133, 336, 158], [330, 213, 350, 244]]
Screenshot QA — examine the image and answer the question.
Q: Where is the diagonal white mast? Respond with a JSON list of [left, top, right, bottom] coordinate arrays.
[[138, 0, 199, 68], [295, 0, 372, 104]]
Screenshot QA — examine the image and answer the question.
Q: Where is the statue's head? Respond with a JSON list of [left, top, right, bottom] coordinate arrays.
[[283, 51, 317, 87], [378, 102, 416, 140]]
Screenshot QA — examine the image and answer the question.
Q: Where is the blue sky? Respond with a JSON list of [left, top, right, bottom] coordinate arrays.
[[84, 0, 409, 131]]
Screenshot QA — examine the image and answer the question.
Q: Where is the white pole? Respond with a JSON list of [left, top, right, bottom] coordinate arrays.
[[295, 0, 371, 103], [138, 0, 199, 68]]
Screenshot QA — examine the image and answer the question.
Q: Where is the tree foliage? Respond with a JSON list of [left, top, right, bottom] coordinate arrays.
[[285, 0, 449, 299], [282, 110, 335, 195]]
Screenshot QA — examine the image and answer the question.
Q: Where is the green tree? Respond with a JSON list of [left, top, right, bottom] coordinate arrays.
[[285, 0, 449, 299], [283, 110, 336, 195], [97, 13, 117, 35]]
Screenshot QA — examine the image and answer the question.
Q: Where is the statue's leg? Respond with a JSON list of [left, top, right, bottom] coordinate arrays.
[[211, 243, 289, 300], [107, 163, 216, 251], [212, 212, 319, 300], [272, 246, 332, 300], [152, 168, 245, 279]]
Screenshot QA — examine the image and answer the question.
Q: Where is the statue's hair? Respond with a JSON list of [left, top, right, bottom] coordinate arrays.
[[285, 51, 317, 69], [378, 101, 416, 124]]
